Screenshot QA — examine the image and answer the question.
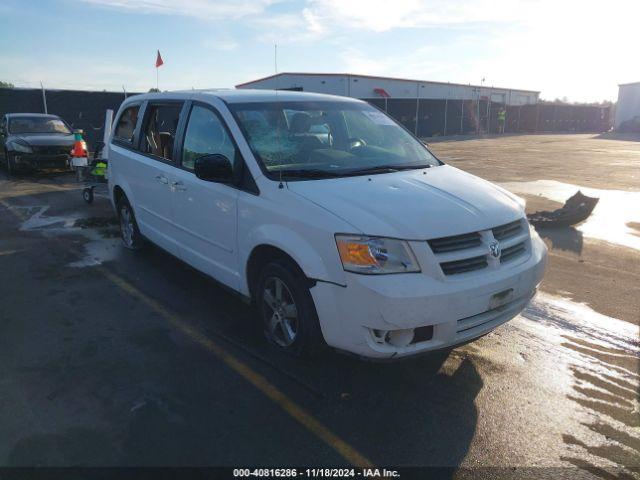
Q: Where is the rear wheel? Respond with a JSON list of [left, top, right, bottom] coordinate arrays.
[[117, 196, 144, 250], [256, 260, 324, 357]]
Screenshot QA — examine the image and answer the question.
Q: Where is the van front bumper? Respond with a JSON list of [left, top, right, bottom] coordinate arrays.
[[311, 233, 547, 359]]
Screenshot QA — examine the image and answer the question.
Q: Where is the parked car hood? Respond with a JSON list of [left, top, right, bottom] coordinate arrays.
[[9, 133, 74, 146], [287, 165, 525, 239]]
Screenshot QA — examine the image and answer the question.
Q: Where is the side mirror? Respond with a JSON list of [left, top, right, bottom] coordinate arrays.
[[194, 154, 233, 183]]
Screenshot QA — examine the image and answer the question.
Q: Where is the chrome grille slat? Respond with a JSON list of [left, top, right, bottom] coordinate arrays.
[[492, 220, 523, 241], [500, 242, 526, 263], [440, 255, 488, 275], [428, 232, 481, 253]]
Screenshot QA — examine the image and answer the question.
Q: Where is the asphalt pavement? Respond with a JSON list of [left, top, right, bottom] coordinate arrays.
[[0, 134, 638, 478]]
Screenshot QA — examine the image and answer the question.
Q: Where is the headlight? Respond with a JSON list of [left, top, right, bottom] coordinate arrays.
[[335, 235, 420, 274], [8, 141, 32, 153]]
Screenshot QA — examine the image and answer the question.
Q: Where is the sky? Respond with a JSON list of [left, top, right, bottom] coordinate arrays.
[[0, 0, 638, 102]]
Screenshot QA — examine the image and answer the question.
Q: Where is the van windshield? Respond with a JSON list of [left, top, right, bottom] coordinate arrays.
[[229, 101, 439, 179]]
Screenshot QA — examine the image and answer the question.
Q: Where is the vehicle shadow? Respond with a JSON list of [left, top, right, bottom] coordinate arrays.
[[126, 244, 483, 468], [535, 226, 584, 254], [1, 189, 481, 469]]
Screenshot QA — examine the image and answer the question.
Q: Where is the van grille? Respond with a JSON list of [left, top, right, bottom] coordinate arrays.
[[427, 232, 481, 253], [428, 218, 529, 276], [492, 220, 523, 241], [440, 255, 488, 275], [500, 242, 526, 263]]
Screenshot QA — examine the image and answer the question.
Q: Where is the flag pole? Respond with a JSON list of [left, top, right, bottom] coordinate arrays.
[[156, 67, 158, 91]]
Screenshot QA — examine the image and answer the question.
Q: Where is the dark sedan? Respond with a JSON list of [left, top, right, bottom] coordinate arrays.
[[0, 113, 76, 174]]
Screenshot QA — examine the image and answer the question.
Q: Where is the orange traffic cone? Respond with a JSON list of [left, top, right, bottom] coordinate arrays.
[[71, 129, 88, 167]]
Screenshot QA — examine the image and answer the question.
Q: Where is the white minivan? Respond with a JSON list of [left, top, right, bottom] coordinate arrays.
[[107, 89, 547, 359]]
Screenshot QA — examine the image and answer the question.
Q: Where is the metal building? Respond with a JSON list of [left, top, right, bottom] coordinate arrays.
[[235, 72, 539, 106], [614, 81, 640, 131], [235, 73, 611, 136]]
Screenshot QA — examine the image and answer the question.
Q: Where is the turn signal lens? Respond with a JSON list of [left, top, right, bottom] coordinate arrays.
[[335, 235, 420, 274], [337, 241, 377, 267]]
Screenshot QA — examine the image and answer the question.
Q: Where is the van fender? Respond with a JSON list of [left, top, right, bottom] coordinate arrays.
[[111, 176, 137, 217], [240, 224, 346, 296]]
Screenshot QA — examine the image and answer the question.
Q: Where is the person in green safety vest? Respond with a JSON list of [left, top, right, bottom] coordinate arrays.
[[497, 108, 506, 134]]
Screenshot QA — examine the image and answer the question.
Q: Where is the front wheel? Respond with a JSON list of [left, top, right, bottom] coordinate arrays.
[[5, 151, 15, 175], [117, 197, 144, 250], [256, 260, 324, 357]]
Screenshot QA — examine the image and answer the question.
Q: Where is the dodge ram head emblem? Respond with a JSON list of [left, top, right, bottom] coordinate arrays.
[[489, 240, 501, 258]]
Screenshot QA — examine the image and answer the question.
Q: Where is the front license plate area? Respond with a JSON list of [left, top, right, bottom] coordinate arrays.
[[489, 288, 514, 310]]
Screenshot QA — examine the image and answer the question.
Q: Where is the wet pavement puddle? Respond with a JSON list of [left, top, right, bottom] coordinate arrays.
[[516, 293, 639, 476], [501, 180, 640, 251], [13, 204, 121, 268]]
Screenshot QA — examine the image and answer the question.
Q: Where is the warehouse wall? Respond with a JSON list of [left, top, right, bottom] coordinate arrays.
[[238, 73, 540, 105], [0, 88, 137, 150]]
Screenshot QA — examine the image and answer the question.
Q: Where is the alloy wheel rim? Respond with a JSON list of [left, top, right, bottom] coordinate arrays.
[[262, 276, 298, 347], [120, 206, 134, 247]]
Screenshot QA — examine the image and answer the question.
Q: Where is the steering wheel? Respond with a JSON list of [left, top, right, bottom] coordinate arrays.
[[348, 138, 367, 150]]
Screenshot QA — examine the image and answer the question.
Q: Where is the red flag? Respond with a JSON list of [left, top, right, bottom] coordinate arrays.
[[155, 50, 164, 68]]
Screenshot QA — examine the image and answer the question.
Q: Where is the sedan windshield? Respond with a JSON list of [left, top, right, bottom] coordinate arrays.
[[229, 101, 439, 179], [9, 117, 71, 134]]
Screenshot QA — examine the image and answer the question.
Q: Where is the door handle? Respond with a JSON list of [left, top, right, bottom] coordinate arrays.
[[171, 180, 187, 191], [155, 175, 169, 184]]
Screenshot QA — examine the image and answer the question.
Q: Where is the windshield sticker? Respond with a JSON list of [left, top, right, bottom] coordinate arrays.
[[363, 110, 396, 125]]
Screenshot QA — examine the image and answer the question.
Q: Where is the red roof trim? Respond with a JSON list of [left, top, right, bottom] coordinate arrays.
[[235, 72, 540, 94]]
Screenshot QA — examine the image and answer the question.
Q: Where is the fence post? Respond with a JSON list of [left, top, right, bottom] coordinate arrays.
[[40, 81, 48, 114], [460, 100, 464, 134], [414, 82, 420, 137], [443, 98, 448, 136]]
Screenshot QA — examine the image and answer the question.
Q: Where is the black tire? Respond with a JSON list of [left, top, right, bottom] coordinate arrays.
[[255, 259, 324, 357], [83, 187, 94, 204], [5, 151, 15, 175], [116, 195, 144, 250]]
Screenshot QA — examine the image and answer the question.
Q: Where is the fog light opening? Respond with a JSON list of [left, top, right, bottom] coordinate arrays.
[[385, 329, 414, 348]]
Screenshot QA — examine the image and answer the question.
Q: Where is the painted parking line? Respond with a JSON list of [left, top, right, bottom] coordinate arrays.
[[99, 267, 374, 468], [1, 192, 373, 466]]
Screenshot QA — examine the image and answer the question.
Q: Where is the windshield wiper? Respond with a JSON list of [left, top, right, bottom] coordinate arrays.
[[344, 164, 432, 176], [276, 169, 344, 179]]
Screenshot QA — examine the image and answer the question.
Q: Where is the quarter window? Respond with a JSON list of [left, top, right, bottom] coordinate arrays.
[[141, 103, 183, 161], [114, 105, 139, 143], [182, 105, 237, 171]]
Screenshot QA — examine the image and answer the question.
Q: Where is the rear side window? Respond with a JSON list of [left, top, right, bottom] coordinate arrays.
[[141, 103, 182, 161], [114, 105, 139, 143], [181, 105, 237, 171]]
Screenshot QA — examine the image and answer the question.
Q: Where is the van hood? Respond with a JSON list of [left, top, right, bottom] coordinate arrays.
[[287, 165, 525, 239]]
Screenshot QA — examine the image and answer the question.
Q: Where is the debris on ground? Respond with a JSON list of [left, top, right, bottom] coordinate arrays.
[[527, 191, 599, 228]]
